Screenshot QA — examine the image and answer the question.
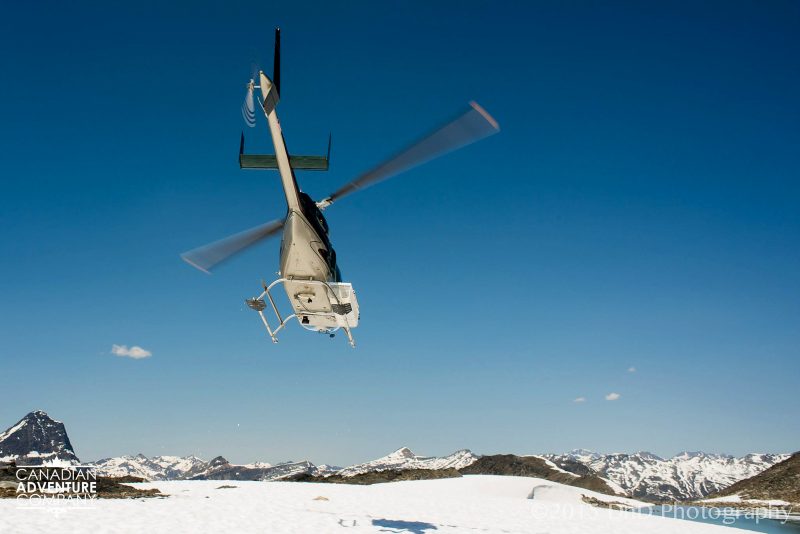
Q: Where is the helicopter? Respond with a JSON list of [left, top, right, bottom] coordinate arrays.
[[181, 29, 499, 347]]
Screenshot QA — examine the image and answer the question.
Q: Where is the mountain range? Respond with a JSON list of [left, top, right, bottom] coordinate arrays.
[[544, 449, 789, 501], [88, 448, 478, 482], [89, 453, 340, 481], [1, 410, 793, 503]]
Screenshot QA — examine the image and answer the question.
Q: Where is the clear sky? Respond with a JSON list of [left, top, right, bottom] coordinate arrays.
[[1, 1, 798, 466]]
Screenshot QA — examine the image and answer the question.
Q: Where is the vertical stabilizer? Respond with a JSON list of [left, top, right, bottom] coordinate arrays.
[[256, 28, 300, 211], [273, 27, 281, 97]]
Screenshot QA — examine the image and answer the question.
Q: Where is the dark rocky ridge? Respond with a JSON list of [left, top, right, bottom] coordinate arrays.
[[460, 454, 621, 496], [291, 468, 462, 485], [292, 454, 620, 497], [0, 461, 161, 499]]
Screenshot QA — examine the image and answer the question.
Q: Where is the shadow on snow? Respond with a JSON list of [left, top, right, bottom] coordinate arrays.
[[371, 518, 438, 533]]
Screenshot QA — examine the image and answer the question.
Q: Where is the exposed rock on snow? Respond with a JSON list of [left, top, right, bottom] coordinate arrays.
[[292, 467, 463, 485]]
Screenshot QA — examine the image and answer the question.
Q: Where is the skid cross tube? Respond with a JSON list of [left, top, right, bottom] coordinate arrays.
[[250, 278, 356, 347]]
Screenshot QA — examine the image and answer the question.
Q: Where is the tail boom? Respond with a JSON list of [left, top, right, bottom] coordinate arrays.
[[259, 71, 301, 211]]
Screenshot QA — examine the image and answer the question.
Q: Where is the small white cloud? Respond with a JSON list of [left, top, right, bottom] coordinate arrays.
[[573, 397, 586, 403], [111, 344, 152, 360], [605, 392, 621, 401], [628, 366, 637, 373]]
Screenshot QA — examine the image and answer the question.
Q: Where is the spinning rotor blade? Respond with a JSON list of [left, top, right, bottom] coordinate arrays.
[[181, 219, 284, 273], [318, 101, 499, 208], [241, 82, 256, 128]]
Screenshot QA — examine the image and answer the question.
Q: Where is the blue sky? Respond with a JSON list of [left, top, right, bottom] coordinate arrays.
[[1, 1, 798, 465]]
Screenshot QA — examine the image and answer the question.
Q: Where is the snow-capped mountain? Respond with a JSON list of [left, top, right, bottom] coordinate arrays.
[[336, 447, 478, 477], [702, 451, 800, 506], [88, 448, 476, 481], [188, 456, 337, 481], [91, 454, 337, 482], [0, 411, 79, 465], [90, 454, 208, 480], [545, 449, 789, 501]]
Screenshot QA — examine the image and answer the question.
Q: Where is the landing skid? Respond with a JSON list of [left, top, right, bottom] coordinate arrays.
[[247, 278, 357, 348]]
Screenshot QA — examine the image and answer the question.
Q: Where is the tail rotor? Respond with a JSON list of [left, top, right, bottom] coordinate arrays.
[[241, 79, 256, 128], [241, 29, 280, 128]]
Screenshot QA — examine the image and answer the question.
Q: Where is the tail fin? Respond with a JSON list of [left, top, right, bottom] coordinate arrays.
[[273, 27, 281, 97]]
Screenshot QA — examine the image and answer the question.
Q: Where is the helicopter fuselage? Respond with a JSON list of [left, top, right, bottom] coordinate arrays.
[[278, 207, 346, 333], [279, 196, 340, 284], [258, 70, 352, 334]]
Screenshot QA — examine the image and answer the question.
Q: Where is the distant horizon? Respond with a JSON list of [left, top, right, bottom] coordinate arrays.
[[2, 409, 793, 467]]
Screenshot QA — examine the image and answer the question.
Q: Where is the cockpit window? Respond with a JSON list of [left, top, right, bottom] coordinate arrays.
[[299, 192, 329, 235]]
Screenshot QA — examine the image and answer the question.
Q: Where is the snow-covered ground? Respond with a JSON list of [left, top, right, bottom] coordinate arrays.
[[1, 475, 746, 533], [701, 495, 793, 507]]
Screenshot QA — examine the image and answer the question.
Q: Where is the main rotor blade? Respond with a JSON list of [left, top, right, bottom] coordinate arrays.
[[318, 101, 499, 208], [181, 219, 284, 273]]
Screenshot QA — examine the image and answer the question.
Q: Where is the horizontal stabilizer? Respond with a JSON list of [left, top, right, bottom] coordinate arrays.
[[239, 154, 329, 171]]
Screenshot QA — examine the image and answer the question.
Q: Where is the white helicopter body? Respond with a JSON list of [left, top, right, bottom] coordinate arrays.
[[182, 29, 498, 347]]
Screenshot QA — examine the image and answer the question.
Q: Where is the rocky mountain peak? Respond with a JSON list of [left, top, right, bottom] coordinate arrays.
[[569, 448, 598, 457], [389, 447, 415, 459], [0, 410, 79, 465], [335, 447, 478, 478], [675, 451, 716, 460], [208, 456, 229, 467], [633, 451, 664, 461]]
